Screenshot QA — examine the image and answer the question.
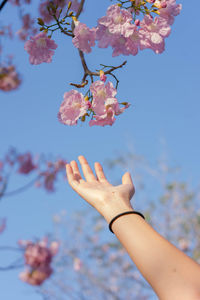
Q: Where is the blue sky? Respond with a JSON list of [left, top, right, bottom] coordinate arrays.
[[0, 0, 200, 299]]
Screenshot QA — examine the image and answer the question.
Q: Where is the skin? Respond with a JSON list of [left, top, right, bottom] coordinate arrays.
[[66, 155, 200, 300]]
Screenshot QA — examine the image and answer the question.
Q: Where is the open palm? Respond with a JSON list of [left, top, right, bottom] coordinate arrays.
[[66, 156, 135, 220]]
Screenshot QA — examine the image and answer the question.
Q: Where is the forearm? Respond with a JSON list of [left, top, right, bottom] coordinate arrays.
[[104, 205, 200, 300]]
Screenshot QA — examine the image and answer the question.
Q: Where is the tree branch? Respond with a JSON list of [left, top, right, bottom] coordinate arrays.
[[0, 0, 8, 11], [2, 174, 41, 197]]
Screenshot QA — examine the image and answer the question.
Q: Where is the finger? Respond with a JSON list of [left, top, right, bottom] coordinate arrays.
[[66, 164, 79, 188], [70, 160, 85, 183], [122, 172, 135, 197], [78, 155, 96, 182], [122, 172, 134, 186], [94, 162, 108, 182]]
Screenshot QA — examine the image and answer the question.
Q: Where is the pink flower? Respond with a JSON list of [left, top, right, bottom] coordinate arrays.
[[97, 5, 133, 37], [158, 0, 182, 25], [58, 90, 88, 125], [125, 25, 141, 56], [72, 22, 96, 53], [19, 265, 52, 286], [19, 238, 59, 285], [99, 70, 107, 82], [39, 1, 55, 24], [43, 171, 56, 192], [89, 81, 130, 127], [0, 65, 21, 91], [90, 81, 117, 115], [139, 15, 171, 54], [17, 14, 37, 41], [96, 4, 134, 56], [17, 153, 36, 174], [111, 35, 130, 57], [24, 243, 52, 268], [89, 107, 116, 127], [24, 32, 57, 65]]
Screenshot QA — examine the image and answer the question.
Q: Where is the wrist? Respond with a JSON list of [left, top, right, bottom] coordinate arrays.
[[101, 200, 134, 224]]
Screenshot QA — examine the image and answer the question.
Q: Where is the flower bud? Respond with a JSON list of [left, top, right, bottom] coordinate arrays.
[[69, 11, 74, 17], [68, 1, 72, 9], [37, 18, 44, 26], [84, 96, 89, 101], [81, 115, 86, 122], [99, 70, 107, 82], [134, 19, 140, 26]]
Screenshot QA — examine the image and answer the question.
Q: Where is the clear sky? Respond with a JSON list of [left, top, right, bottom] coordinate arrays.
[[0, 0, 200, 299]]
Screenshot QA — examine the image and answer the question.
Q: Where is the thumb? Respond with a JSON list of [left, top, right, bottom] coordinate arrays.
[[122, 172, 133, 186]]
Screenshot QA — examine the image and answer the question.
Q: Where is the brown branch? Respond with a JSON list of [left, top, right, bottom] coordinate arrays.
[[75, 0, 85, 19], [0, 0, 8, 11], [69, 0, 127, 89], [70, 59, 127, 88]]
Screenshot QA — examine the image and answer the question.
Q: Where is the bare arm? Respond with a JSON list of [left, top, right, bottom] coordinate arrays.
[[66, 156, 200, 300]]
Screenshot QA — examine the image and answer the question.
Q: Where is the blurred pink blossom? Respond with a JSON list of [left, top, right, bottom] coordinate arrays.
[[0, 65, 21, 92], [17, 153, 36, 174], [17, 14, 37, 41], [24, 32, 57, 65], [19, 238, 59, 286], [19, 265, 52, 286]]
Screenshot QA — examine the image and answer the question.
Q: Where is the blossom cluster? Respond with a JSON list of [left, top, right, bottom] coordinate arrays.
[[74, 1, 182, 56], [20, 0, 181, 127], [24, 1, 182, 65], [58, 79, 130, 127], [0, 65, 21, 92], [0, 149, 67, 194], [19, 238, 59, 286]]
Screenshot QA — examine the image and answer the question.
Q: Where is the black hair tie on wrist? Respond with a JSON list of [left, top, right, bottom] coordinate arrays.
[[109, 211, 145, 234]]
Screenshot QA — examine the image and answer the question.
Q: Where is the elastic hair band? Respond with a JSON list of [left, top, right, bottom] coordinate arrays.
[[109, 211, 145, 234]]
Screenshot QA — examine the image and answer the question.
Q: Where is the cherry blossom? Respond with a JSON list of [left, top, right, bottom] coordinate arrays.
[[58, 90, 88, 125], [17, 152, 36, 174], [24, 32, 58, 65], [157, 0, 182, 25], [36, 159, 66, 192], [17, 14, 37, 41], [0, 65, 21, 91], [19, 265, 52, 286], [89, 81, 129, 127], [97, 5, 133, 37], [72, 22, 96, 53], [139, 15, 171, 54], [19, 238, 59, 286]]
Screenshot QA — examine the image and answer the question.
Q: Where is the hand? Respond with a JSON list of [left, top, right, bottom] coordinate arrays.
[[66, 155, 135, 223]]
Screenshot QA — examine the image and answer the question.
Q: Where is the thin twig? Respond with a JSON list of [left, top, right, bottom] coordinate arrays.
[[2, 174, 41, 197], [0, 0, 8, 11]]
